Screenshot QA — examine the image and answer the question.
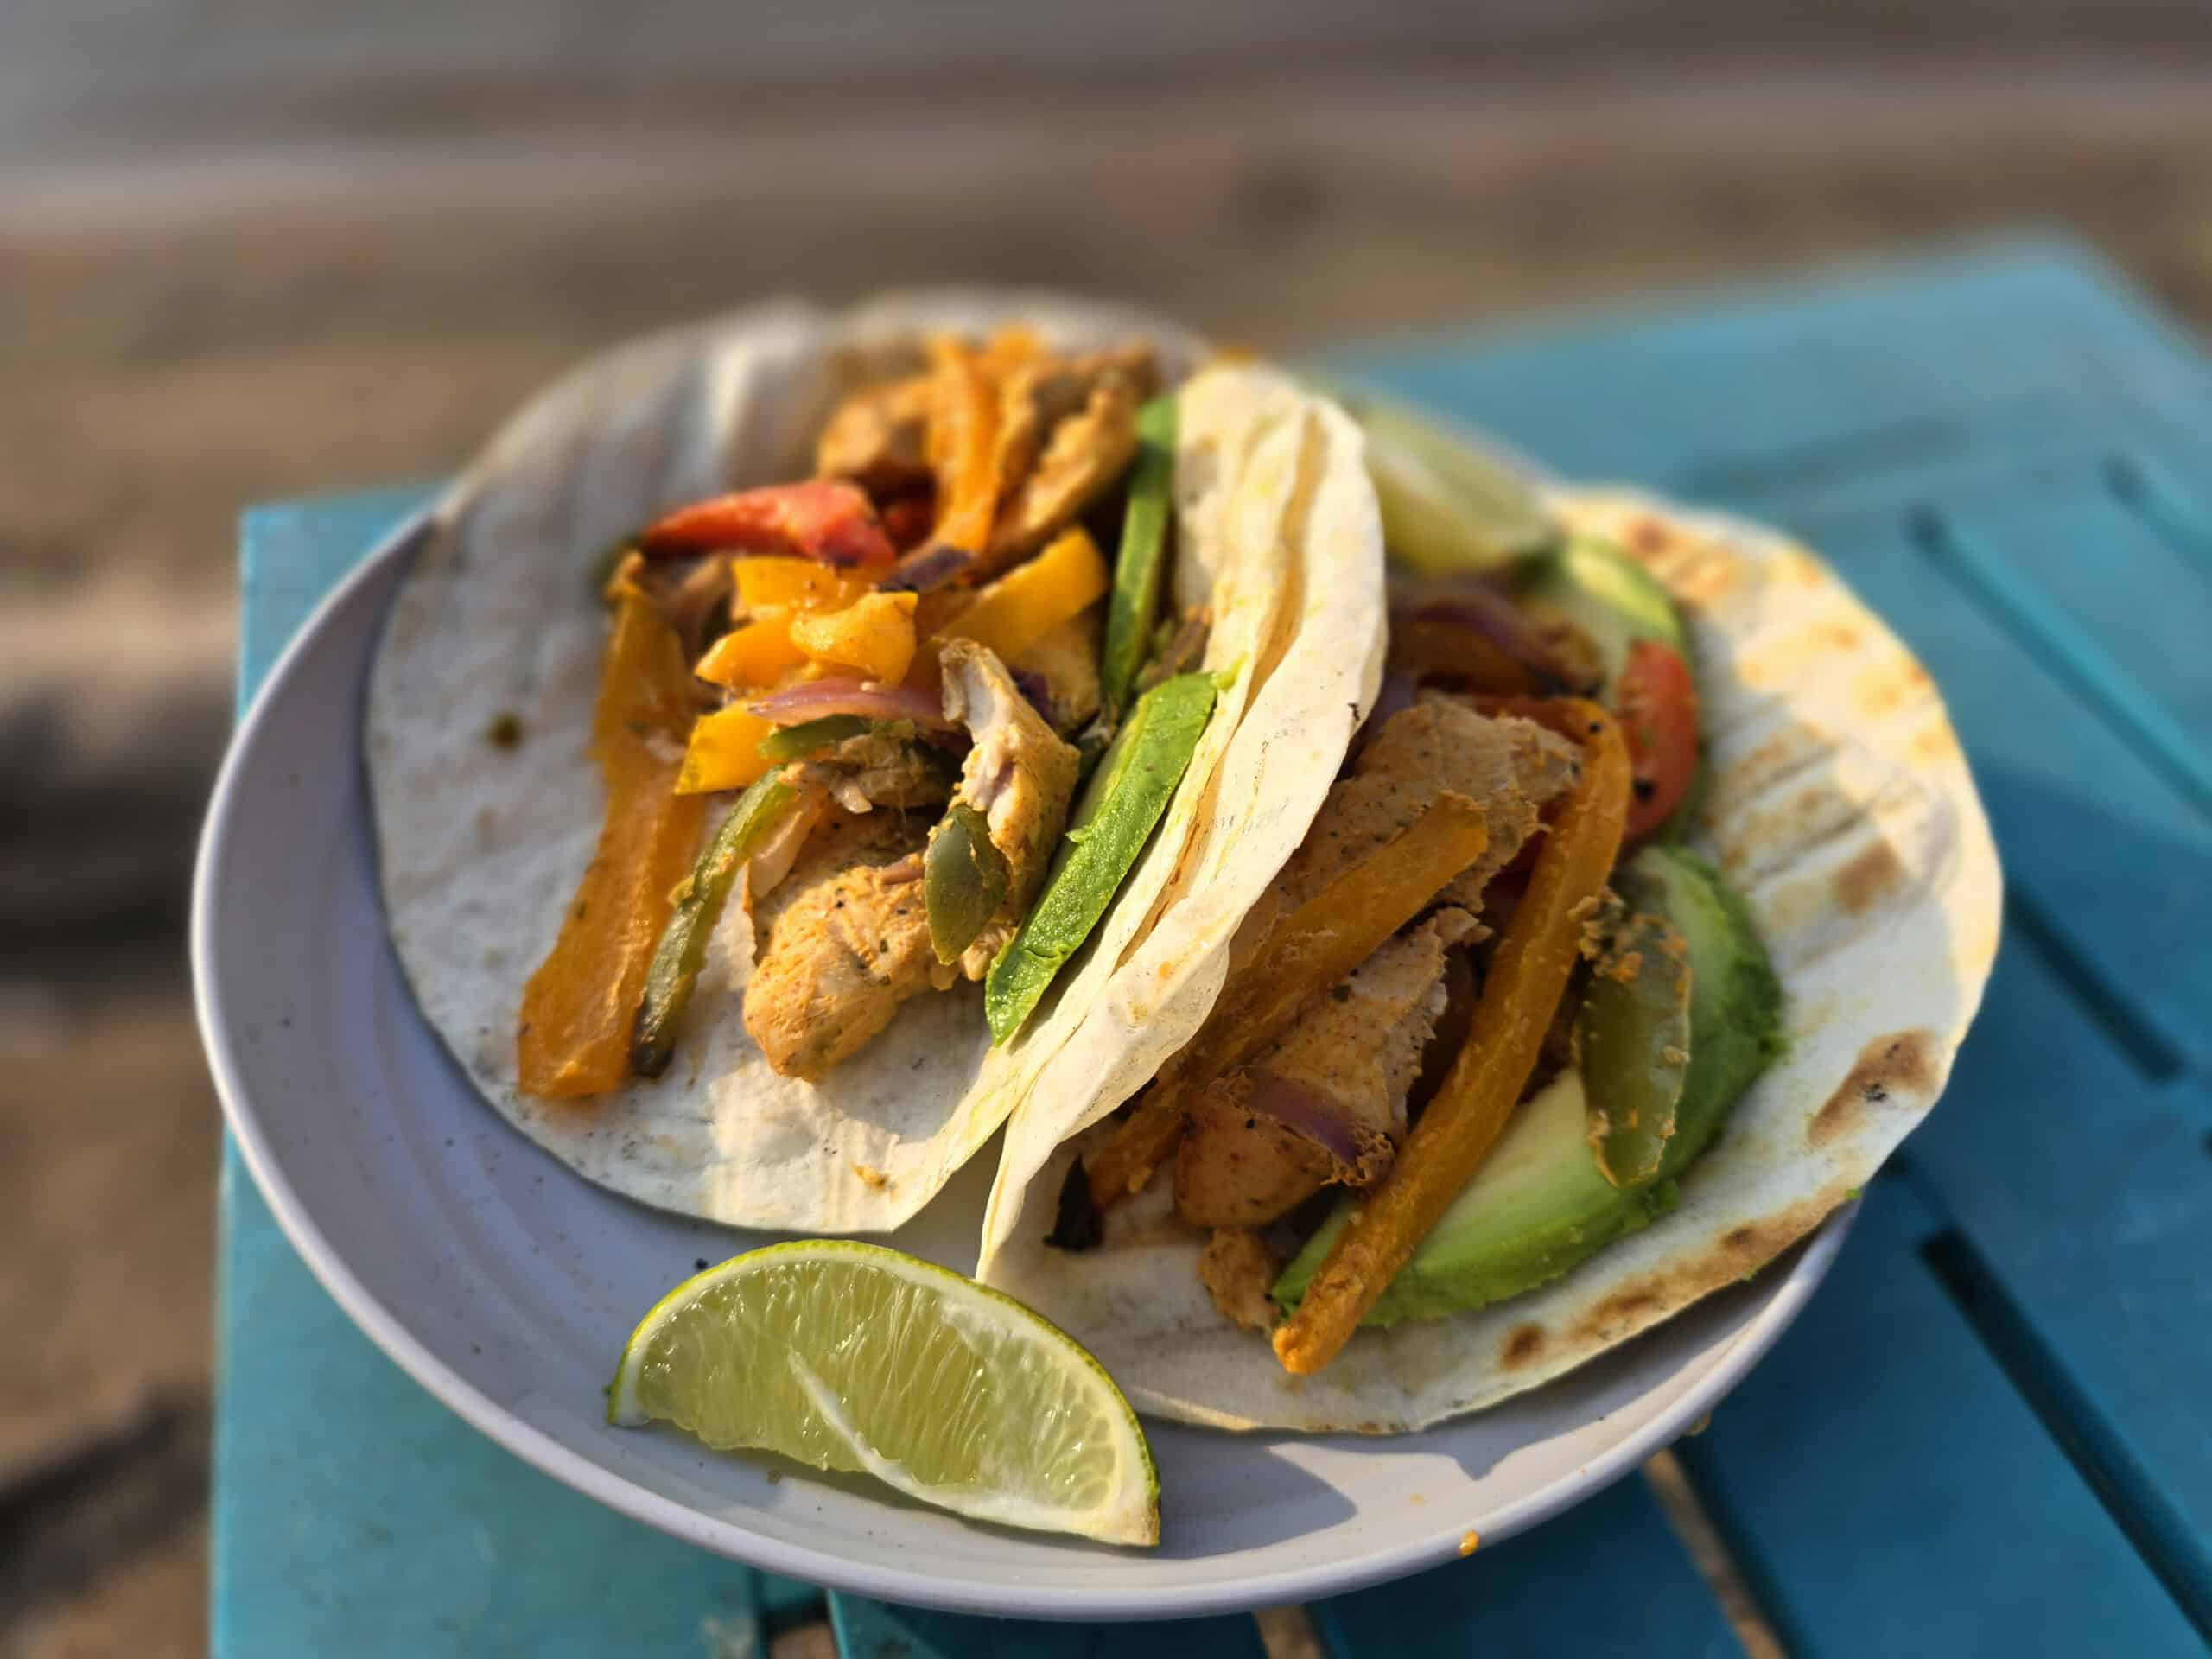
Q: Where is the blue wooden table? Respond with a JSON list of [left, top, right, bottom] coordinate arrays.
[[217, 233, 2212, 1656]]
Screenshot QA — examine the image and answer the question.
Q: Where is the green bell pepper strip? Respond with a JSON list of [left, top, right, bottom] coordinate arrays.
[[630, 771, 799, 1078], [754, 714, 872, 763], [1576, 901, 1692, 1188], [925, 802, 1013, 966]]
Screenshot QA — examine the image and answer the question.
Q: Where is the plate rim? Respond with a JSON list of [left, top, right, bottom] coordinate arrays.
[[192, 503, 1853, 1620]]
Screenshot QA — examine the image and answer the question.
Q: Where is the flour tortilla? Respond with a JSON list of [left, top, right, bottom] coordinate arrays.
[[365, 292, 1389, 1233], [978, 483, 2003, 1432]]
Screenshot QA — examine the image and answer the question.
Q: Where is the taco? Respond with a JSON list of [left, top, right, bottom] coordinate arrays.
[[365, 292, 1388, 1234], [976, 405, 2001, 1432]]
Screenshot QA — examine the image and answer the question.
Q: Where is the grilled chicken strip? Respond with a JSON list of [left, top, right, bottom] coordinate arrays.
[[742, 810, 947, 1081], [991, 345, 1158, 509], [1198, 1228, 1282, 1334], [740, 788, 831, 912], [982, 372, 1141, 574], [938, 638, 1083, 977], [816, 342, 1154, 565], [790, 726, 954, 815], [744, 641, 1078, 1079], [815, 373, 932, 496], [1175, 908, 1478, 1229], [1420, 696, 1582, 910], [1234, 699, 1580, 962], [1172, 702, 1580, 1225]]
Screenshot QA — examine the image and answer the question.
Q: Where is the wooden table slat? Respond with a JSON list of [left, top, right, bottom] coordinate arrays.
[[213, 1158, 780, 1659], [1308, 1468, 1745, 1659], [1945, 476, 2212, 738], [827, 1597, 1268, 1658], [1902, 945, 2212, 1627], [1676, 1175, 2202, 1657]]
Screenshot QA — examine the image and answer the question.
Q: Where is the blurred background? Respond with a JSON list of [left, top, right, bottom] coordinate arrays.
[[6, 3, 2212, 1653]]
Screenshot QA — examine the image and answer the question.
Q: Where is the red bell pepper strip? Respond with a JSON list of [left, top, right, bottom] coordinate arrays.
[[1615, 639, 1700, 842], [639, 480, 895, 568]]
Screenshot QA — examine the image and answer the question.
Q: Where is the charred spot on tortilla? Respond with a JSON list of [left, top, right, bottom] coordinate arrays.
[[484, 711, 525, 750], [1565, 1192, 1838, 1349], [1808, 1029, 1939, 1147], [1499, 1323, 1546, 1370], [1581, 1286, 1661, 1338], [1830, 838, 1907, 916]]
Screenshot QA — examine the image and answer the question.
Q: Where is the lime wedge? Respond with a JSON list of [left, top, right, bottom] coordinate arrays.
[[608, 1241, 1159, 1545], [1332, 387, 1561, 575]]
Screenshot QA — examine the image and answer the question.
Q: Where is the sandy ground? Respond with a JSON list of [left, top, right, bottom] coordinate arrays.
[[6, 44, 2210, 1656]]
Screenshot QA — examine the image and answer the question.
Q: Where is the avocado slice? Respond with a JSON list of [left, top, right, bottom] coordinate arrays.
[[1273, 844, 1782, 1325], [1099, 394, 1177, 725], [1515, 533, 1684, 695], [1274, 1068, 1673, 1325], [984, 670, 1218, 1043]]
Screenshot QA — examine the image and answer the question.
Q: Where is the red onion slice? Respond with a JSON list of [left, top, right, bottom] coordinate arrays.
[[879, 541, 977, 594], [1008, 665, 1056, 724], [1403, 588, 1599, 694], [748, 677, 957, 732], [1245, 1071, 1395, 1185]]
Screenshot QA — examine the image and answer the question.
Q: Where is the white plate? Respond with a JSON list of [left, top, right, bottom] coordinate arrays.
[[193, 509, 1848, 1620]]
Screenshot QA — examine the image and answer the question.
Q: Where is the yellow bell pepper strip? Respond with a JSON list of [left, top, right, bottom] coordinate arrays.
[[1271, 699, 1630, 1376], [518, 593, 709, 1097], [639, 480, 895, 568], [922, 336, 1002, 560], [675, 703, 779, 795], [732, 556, 874, 614], [982, 323, 1046, 372], [789, 590, 920, 683], [1084, 791, 1492, 1208], [695, 615, 807, 690], [908, 526, 1109, 690]]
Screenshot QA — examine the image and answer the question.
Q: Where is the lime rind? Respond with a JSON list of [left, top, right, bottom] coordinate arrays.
[[608, 1240, 1160, 1547]]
